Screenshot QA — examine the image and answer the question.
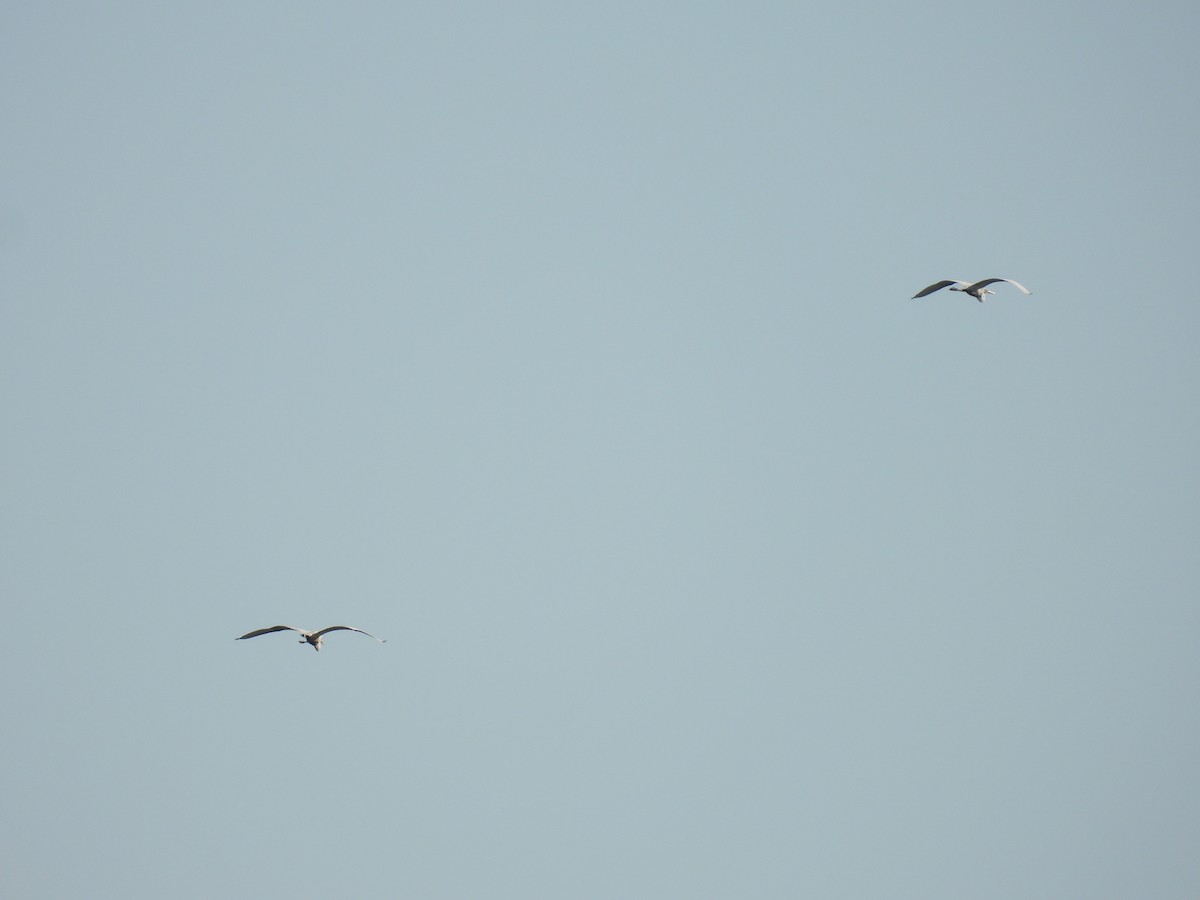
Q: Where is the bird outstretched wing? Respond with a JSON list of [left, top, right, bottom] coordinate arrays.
[[237, 625, 309, 640], [912, 280, 969, 298], [966, 277, 1031, 295], [310, 625, 386, 642]]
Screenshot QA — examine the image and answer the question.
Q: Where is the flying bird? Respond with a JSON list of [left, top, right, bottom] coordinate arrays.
[[911, 278, 1032, 303], [236, 625, 386, 652]]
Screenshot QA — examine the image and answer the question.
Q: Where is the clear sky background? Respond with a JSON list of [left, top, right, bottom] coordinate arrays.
[[3, 2, 1198, 898]]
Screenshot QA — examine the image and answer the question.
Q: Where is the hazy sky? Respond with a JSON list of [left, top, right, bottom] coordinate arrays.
[[3, 2, 1199, 898]]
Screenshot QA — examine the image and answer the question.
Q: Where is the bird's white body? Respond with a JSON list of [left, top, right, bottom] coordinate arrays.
[[236, 624, 386, 651], [912, 277, 1032, 303]]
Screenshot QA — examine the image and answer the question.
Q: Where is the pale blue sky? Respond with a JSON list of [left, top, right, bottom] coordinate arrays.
[[3, 2, 1199, 897]]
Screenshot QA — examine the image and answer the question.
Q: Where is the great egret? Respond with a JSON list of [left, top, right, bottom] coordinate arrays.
[[912, 278, 1031, 302], [236, 625, 386, 652]]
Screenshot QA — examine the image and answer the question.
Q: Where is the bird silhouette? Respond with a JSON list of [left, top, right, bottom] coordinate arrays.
[[236, 625, 386, 652]]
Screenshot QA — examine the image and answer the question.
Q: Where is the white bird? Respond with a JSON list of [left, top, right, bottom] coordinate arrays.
[[911, 277, 1032, 303], [236, 624, 386, 652]]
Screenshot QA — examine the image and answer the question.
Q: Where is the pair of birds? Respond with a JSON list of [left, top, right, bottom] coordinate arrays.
[[912, 277, 1031, 302], [240, 276, 1028, 655]]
